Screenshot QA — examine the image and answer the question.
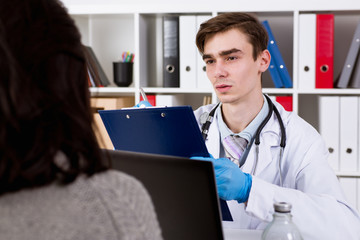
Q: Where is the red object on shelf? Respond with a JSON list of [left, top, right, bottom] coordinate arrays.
[[315, 14, 334, 88], [276, 96, 293, 111], [140, 94, 156, 106]]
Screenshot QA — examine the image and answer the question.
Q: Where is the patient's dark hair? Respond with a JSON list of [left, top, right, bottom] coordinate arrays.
[[0, 0, 109, 194]]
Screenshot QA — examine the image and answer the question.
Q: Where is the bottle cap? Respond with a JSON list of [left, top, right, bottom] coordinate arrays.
[[274, 202, 292, 213]]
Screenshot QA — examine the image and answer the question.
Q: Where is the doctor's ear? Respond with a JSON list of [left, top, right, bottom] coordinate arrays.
[[258, 49, 271, 73]]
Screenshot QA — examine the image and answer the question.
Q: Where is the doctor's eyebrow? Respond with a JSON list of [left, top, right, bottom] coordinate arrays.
[[202, 48, 242, 60]]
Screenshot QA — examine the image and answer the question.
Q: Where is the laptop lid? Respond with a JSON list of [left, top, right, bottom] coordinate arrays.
[[104, 149, 224, 240], [98, 106, 210, 158]]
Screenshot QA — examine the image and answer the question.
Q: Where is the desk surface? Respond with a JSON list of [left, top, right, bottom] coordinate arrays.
[[223, 229, 262, 240]]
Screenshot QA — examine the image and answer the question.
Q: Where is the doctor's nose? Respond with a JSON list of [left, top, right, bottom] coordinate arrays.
[[213, 61, 228, 79]]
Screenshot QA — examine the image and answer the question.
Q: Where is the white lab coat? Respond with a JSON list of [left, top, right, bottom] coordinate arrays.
[[194, 101, 360, 240]]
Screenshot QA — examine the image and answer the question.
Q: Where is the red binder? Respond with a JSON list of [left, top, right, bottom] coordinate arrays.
[[315, 14, 334, 88], [276, 96, 293, 111]]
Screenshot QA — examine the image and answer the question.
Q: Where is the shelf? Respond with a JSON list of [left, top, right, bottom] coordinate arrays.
[[336, 172, 360, 178], [62, 0, 360, 15], [90, 87, 136, 97], [297, 89, 360, 95]]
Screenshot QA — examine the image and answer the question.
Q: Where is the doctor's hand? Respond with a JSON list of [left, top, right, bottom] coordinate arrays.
[[191, 156, 252, 203], [134, 100, 152, 108]]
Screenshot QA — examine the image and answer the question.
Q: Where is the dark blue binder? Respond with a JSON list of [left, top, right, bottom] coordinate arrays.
[[99, 105, 233, 221], [268, 55, 284, 88], [99, 106, 209, 158], [262, 20, 293, 88]]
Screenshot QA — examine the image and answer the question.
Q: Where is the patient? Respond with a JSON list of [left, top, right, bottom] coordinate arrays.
[[0, 0, 163, 239]]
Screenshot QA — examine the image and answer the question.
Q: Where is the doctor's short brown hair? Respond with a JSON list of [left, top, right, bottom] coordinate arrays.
[[196, 12, 269, 61]]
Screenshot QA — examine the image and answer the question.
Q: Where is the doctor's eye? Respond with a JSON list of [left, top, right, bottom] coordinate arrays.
[[226, 56, 238, 61], [205, 59, 215, 65]]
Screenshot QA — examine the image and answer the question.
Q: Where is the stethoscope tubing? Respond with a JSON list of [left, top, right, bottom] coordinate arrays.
[[200, 94, 286, 185]]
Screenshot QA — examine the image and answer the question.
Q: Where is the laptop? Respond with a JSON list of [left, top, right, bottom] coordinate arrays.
[[104, 149, 224, 240]]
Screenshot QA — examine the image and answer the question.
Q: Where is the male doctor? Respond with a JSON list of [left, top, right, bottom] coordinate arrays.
[[191, 12, 360, 239]]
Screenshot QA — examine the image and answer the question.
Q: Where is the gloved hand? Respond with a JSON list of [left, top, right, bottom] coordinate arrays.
[[134, 100, 152, 108], [191, 156, 252, 203]]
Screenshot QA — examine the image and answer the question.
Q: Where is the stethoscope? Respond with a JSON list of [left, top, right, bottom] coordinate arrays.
[[200, 94, 287, 186]]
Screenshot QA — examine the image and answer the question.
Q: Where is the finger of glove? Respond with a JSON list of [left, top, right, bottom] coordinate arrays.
[[212, 158, 238, 173], [190, 156, 215, 162], [215, 166, 248, 200]]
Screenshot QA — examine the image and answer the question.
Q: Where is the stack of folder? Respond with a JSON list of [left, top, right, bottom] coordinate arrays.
[[318, 95, 360, 173], [318, 95, 360, 211], [298, 14, 335, 89], [164, 15, 213, 90]]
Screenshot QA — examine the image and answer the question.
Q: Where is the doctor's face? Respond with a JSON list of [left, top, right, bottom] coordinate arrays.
[[203, 28, 269, 105]]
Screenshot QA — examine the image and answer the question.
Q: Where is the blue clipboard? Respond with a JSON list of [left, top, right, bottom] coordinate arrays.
[[98, 106, 210, 158], [99, 105, 233, 222]]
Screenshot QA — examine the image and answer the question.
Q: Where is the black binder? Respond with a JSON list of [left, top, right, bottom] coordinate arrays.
[[163, 16, 180, 87]]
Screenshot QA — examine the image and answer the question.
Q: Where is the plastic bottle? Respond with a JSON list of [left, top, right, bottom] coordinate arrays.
[[261, 202, 303, 240]]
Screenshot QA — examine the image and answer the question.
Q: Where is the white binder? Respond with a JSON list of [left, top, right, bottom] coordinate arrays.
[[339, 97, 358, 172], [298, 14, 316, 90], [156, 94, 185, 107], [179, 15, 197, 89], [196, 15, 213, 90], [319, 96, 340, 171]]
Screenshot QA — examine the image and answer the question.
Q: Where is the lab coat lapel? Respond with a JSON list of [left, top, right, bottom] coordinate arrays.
[[205, 113, 220, 158]]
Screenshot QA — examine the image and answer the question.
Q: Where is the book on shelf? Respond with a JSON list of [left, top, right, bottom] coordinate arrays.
[[318, 96, 340, 171], [202, 95, 212, 106], [267, 54, 284, 88], [196, 15, 213, 90], [275, 96, 292, 111], [298, 14, 316, 90], [179, 15, 213, 90], [315, 14, 334, 88], [163, 16, 180, 88], [337, 20, 360, 88], [179, 15, 197, 89], [262, 20, 292, 88], [140, 94, 156, 106], [84, 45, 110, 87], [349, 52, 360, 88]]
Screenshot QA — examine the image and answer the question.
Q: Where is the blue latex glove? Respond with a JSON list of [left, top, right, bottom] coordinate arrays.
[[191, 156, 252, 203], [134, 100, 152, 108]]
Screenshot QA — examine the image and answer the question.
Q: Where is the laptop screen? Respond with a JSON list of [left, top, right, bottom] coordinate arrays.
[[104, 149, 224, 240]]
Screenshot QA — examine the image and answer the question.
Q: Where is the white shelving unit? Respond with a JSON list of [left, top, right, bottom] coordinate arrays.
[[63, 0, 360, 112], [60, 1, 360, 122]]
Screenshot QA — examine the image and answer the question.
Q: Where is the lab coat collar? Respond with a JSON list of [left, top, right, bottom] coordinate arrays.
[[205, 100, 285, 176]]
